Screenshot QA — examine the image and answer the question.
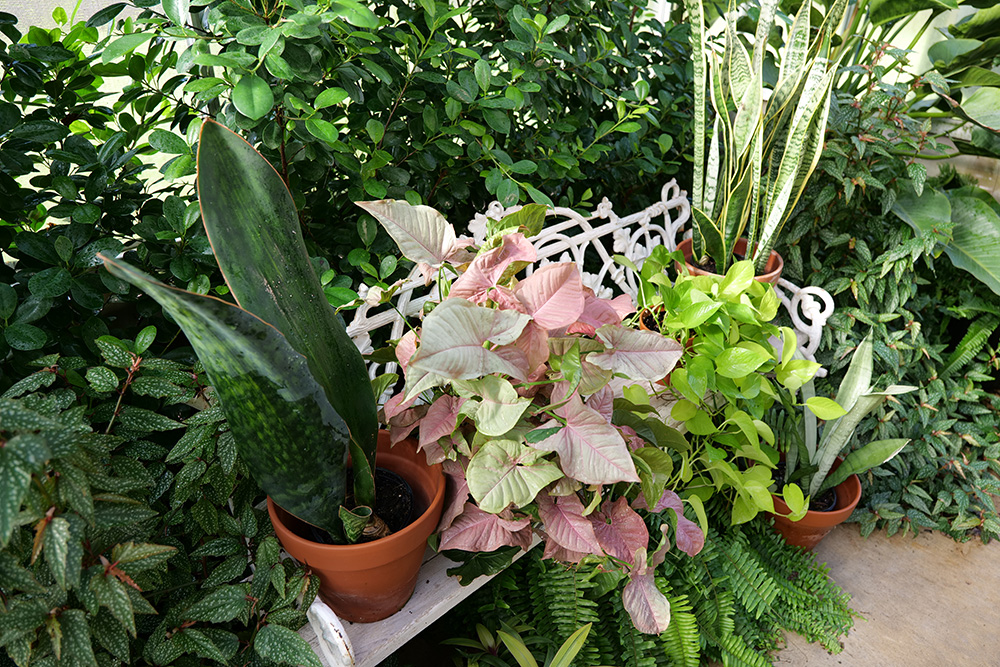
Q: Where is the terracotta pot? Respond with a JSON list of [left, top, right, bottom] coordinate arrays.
[[268, 432, 445, 622], [676, 237, 784, 284], [770, 457, 862, 550]]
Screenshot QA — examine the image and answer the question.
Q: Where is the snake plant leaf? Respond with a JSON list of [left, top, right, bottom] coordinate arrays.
[[834, 333, 873, 415], [339, 506, 372, 543], [101, 256, 349, 540], [196, 120, 378, 508], [819, 439, 910, 494], [779, 0, 811, 88], [683, 0, 707, 213]]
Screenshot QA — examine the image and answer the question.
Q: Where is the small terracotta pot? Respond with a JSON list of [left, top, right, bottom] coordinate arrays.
[[770, 457, 862, 550], [268, 432, 445, 622], [676, 237, 783, 284]]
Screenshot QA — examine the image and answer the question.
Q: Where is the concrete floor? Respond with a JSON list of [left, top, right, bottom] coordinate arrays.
[[4, 0, 131, 29], [777, 524, 1000, 666]]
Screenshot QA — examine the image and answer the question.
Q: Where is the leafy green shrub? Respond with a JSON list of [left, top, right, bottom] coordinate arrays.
[[779, 54, 1000, 542], [0, 336, 322, 667], [107, 0, 691, 281], [0, 9, 225, 391]]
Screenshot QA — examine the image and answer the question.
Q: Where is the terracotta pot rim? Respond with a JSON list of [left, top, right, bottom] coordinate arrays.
[[771, 468, 862, 526], [676, 237, 783, 283], [267, 444, 445, 555]]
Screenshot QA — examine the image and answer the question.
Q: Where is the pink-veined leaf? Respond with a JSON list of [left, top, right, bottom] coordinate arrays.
[[449, 233, 537, 304], [437, 459, 471, 532], [567, 289, 635, 335], [406, 299, 530, 388], [357, 200, 459, 266], [419, 395, 466, 452], [622, 571, 671, 634], [514, 263, 586, 330], [590, 497, 649, 565], [396, 331, 418, 372], [534, 393, 639, 484], [586, 385, 614, 422], [541, 536, 591, 563], [466, 439, 563, 513], [438, 503, 532, 552], [633, 489, 705, 556], [588, 325, 684, 381], [536, 493, 602, 555], [515, 320, 550, 372]]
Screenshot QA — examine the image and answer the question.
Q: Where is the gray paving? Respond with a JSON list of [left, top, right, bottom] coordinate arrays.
[[778, 524, 1000, 666]]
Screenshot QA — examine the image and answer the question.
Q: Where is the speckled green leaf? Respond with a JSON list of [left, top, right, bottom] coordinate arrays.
[[0, 448, 31, 547], [58, 609, 97, 667], [95, 336, 133, 368], [196, 120, 377, 509], [43, 517, 71, 589], [85, 366, 119, 392], [183, 585, 250, 624], [101, 257, 350, 539], [255, 623, 322, 667], [90, 573, 135, 637]]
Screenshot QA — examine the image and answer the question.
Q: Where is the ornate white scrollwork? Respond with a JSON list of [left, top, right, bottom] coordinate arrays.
[[347, 179, 834, 375]]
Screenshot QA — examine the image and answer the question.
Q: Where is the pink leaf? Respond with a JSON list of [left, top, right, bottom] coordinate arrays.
[[588, 325, 684, 381], [437, 459, 471, 532], [419, 395, 467, 452], [449, 233, 536, 304], [649, 525, 672, 569], [438, 503, 531, 552], [622, 572, 671, 634], [536, 493, 603, 555], [408, 299, 530, 383], [382, 392, 415, 421], [514, 263, 586, 330], [396, 331, 419, 372], [533, 393, 640, 485], [586, 386, 614, 423], [567, 289, 635, 335], [590, 497, 649, 565], [633, 490, 705, 557], [619, 425, 645, 452], [388, 405, 424, 445], [541, 537, 590, 564], [357, 200, 459, 266], [515, 321, 550, 372]]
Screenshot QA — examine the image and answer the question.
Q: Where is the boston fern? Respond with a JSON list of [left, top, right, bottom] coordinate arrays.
[[0, 338, 322, 667]]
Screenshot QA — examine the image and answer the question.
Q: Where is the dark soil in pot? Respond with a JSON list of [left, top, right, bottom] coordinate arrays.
[[773, 462, 837, 512], [298, 467, 419, 545]]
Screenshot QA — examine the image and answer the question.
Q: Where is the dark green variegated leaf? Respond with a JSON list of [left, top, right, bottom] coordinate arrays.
[[60, 609, 97, 667], [0, 448, 31, 547], [196, 120, 377, 508], [101, 257, 350, 539], [254, 623, 322, 667], [182, 585, 250, 624]]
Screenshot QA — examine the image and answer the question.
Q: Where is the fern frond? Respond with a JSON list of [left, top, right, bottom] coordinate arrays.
[[718, 632, 773, 667], [942, 315, 998, 377], [655, 585, 700, 667]]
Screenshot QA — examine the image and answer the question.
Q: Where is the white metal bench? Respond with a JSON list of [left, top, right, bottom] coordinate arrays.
[[300, 179, 835, 666]]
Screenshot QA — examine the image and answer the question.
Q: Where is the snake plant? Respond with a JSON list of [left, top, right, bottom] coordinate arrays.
[[683, 0, 847, 275], [101, 120, 379, 544], [783, 333, 915, 507]]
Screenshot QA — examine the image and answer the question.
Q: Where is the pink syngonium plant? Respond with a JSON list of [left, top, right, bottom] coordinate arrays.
[[359, 199, 704, 634]]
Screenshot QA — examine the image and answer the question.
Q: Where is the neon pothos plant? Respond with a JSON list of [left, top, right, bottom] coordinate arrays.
[[618, 246, 821, 525], [683, 0, 847, 274], [358, 200, 700, 634], [100, 120, 380, 544], [780, 334, 916, 513]]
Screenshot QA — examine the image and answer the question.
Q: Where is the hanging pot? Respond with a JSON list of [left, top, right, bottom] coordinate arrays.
[[268, 432, 445, 622]]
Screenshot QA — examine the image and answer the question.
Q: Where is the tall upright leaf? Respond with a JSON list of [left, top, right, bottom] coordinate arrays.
[[101, 257, 351, 540], [196, 120, 378, 506]]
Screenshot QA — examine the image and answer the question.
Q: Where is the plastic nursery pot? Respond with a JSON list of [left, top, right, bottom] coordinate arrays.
[[676, 237, 784, 284], [267, 431, 445, 623], [770, 457, 862, 551]]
